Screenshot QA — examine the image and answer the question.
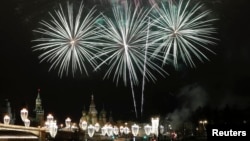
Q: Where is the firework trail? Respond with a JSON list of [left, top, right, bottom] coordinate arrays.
[[32, 2, 101, 77], [141, 18, 151, 117], [94, 2, 166, 118], [150, 0, 217, 69]]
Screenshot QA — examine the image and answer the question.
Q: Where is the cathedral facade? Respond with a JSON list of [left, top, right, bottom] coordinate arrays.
[[79, 95, 110, 126]]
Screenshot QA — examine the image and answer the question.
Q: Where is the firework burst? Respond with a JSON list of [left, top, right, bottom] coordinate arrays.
[[150, 0, 217, 69], [94, 3, 166, 117], [32, 2, 101, 77]]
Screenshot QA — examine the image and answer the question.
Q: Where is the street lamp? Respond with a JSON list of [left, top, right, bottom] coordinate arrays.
[[131, 124, 139, 141], [24, 118, 30, 127], [71, 123, 79, 132], [81, 120, 88, 131], [123, 125, 130, 141], [49, 120, 58, 138], [199, 120, 207, 137], [101, 124, 108, 136], [87, 124, 95, 138], [3, 115, 10, 125], [80, 120, 88, 141], [106, 124, 114, 137], [46, 114, 54, 124], [113, 126, 119, 136], [20, 108, 28, 121], [199, 120, 207, 130], [65, 117, 71, 129], [151, 117, 159, 137], [160, 125, 164, 134], [123, 126, 130, 135], [45, 114, 58, 139], [144, 124, 152, 140], [94, 123, 100, 132], [119, 126, 124, 135]]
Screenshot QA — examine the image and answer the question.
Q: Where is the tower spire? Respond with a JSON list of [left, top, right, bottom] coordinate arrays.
[[89, 94, 98, 124], [34, 88, 44, 126]]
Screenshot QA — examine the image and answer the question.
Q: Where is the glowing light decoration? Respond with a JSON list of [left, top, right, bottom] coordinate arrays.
[[32, 1, 101, 77], [160, 125, 164, 134], [3, 115, 10, 125], [94, 123, 100, 132], [46, 114, 54, 123], [123, 126, 130, 135], [131, 123, 139, 137], [20, 108, 28, 122], [101, 125, 108, 136], [151, 117, 159, 137], [106, 125, 114, 137], [150, 0, 217, 68], [49, 120, 58, 138], [119, 126, 124, 134], [81, 120, 88, 130], [144, 124, 152, 136], [87, 124, 95, 138], [24, 119, 30, 127], [65, 117, 71, 128], [113, 126, 119, 136]]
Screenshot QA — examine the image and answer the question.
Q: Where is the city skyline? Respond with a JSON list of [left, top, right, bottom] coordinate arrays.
[[1, 0, 250, 125]]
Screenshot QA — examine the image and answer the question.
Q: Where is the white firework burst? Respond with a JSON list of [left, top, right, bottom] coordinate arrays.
[[94, 3, 166, 118], [32, 2, 101, 77], [150, 0, 217, 69], [95, 4, 166, 86]]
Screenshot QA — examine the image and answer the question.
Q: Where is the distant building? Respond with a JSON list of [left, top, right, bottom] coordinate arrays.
[[33, 89, 45, 127], [79, 95, 112, 126], [0, 99, 15, 124]]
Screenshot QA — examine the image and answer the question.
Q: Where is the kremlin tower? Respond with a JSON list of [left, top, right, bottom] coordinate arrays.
[[33, 89, 44, 126]]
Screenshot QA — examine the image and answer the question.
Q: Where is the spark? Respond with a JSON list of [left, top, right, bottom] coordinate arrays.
[[150, 0, 217, 69], [32, 1, 101, 77]]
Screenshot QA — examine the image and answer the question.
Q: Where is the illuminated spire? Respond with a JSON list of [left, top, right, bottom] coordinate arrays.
[[35, 88, 43, 111], [89, 94, 97, 115]]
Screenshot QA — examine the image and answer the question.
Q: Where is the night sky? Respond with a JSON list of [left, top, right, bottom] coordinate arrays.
[[1, 0, 250, 125]]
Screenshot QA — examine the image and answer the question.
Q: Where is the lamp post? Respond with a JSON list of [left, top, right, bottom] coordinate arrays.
[[131, 124, 139, 141], [94, 123, 100, 132], [65, 117, 71, 129], [49, 120, 58, 139], [87, 124, 95, 140], [151, 117, 159, 138], [199, 120, 207, 130], [119, 126, 124, 136], [113, 126, 119, 139], [199, 120, 207, 136], [45, 114, 58, 139], [80, 120, 88, 141], [46, 114, 54, 124], [3, 115, 10, 125], [24, 118, 30, 127], [159, 125, 164, 135], [144, 124, 152, 141], [106, 124, 114, 138], [20, 108, 28, 121], [101, 124, 108, 136], [123, 124, 130, 141]]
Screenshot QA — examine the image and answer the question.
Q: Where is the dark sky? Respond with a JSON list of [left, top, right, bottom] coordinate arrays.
[[1, 0, 250, 124]]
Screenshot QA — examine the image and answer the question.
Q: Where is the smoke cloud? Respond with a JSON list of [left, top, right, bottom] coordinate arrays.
[[167, 83, 208, 129]]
